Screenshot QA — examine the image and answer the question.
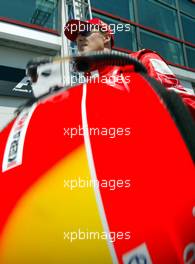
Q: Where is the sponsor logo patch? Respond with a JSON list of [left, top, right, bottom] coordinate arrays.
[[2, 104, 37, 172], [123, 243, 153, 264], [183, 242, 195, 264]]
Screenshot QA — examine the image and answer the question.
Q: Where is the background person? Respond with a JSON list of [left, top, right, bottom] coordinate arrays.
[[64, 18, 195, 120]]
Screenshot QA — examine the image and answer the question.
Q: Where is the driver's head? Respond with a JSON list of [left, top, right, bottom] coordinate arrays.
[[64, 18, 114, 53]]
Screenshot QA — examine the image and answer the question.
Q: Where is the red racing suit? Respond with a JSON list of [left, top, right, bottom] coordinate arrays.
[[85, 49, 195, 120], [131, 49, 195, 120]]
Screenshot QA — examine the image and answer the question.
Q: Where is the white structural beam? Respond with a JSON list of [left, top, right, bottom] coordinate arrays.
[[62, 0, 92, 85], [0, 21, 61, 50], [61, 0, 71, 85]]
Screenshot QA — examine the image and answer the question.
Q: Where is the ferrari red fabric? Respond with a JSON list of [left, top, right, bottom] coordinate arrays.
[[86, 69, 195, 263], [0, 64, 195, 263]]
